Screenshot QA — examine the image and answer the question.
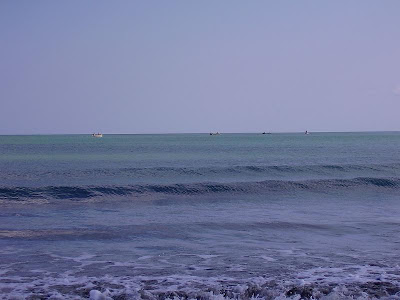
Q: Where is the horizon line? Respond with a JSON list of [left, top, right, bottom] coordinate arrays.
[[0, 130, 400, 136]]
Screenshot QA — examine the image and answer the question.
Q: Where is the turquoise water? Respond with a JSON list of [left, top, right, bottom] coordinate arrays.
[[1, 133, 400, 299]]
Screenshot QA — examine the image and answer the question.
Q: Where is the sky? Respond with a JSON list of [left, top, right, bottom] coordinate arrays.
[[1, 1, 400, 134]]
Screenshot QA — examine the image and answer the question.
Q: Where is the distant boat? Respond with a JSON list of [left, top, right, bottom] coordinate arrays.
[[92, 133, 103, 138], [210, 132, 221, 136], [262, 132, 272, 135], [305, 131, 310, 135]]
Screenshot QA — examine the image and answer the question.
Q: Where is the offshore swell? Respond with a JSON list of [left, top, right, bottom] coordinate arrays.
[[1, 133, 400, 299], [2, 163, 400, 187]]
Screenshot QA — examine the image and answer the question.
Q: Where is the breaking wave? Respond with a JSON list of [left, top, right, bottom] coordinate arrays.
[[1, 177, 399, 203]]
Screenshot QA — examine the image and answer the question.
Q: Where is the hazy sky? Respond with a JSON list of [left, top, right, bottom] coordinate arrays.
[[1, 1, 400, 134]]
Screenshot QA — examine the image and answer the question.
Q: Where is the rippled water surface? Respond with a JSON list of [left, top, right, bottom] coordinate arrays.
[[1, 133, 400, 299]]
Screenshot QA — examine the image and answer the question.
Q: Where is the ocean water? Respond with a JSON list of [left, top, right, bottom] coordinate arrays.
[[1, 132, 400, 299]]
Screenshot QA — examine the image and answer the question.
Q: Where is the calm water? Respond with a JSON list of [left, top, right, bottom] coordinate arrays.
[[1, 133, 400, 299]]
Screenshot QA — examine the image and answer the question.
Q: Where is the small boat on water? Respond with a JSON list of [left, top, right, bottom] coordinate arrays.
[[92, 133, 103, 138], [210, 132, 221, 136], [305, 131, 310, 135], [262, 132, 272, 135]]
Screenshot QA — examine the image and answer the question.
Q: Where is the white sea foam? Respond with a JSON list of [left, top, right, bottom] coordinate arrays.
[[260, 256, 276, 262], [89, 289, 112, 300], [198, 255, 220, 260], [137, 255, 153, 261], [1, 263, 399, 299]]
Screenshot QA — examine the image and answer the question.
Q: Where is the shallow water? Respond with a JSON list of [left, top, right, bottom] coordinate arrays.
[[1, 133, 400, 299]]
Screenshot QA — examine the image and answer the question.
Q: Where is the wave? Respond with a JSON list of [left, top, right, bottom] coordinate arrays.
[[1, 177, 399, 202], [116, 163, 400, 176], [2, 163, 400, 181]]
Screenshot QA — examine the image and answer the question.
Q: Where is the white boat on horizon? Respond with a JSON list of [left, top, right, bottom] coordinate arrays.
[[92, 133, 103, 138]]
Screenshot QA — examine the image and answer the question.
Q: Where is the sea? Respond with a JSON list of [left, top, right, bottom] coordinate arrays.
[[1, 132, 400, 299]]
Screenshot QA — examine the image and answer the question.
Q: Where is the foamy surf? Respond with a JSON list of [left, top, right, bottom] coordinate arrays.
[[1, 267, 400, 299]]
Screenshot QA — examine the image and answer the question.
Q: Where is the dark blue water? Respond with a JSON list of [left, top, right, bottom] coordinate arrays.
[[1, 133, 400, 299]]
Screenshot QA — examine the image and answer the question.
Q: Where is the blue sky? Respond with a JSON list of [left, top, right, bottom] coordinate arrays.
[[1, 1, 400, 134]]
